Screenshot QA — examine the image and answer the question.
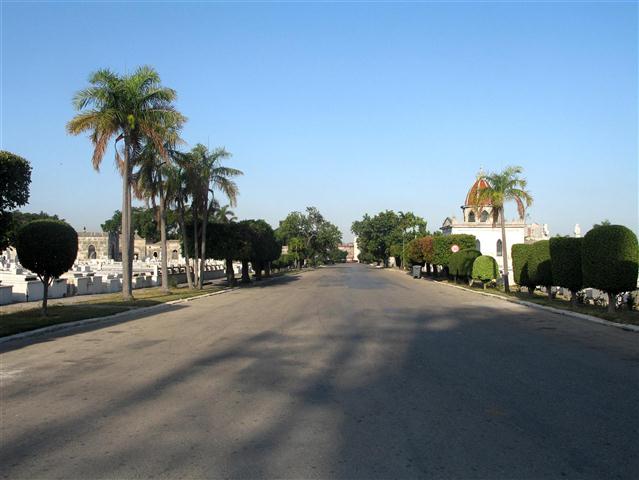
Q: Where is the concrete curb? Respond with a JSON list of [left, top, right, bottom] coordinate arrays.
[[0, 287, 237, 345], [385, 268, 639, 333]]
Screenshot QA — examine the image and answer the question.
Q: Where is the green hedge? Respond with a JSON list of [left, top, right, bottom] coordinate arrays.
[[432, 234, 477, 270], [512, 243, 535, 290], [528, 240, 553, 288], [472, 255, 499, 283], [582, 225, 638, 295], [549, 237, 583, 293], [449, 249, 481, 279]]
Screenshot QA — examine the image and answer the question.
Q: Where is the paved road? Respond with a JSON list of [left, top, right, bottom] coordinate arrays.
[[1, 264, 638, 479]]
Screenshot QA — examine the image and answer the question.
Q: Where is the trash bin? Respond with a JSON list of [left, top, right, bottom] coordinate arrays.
[[412, 265, 422, 279]]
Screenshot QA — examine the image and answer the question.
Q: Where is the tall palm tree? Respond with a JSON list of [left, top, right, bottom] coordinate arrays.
[[189, 144, 243, 289], [165, 155, 195, 289], [67, 66, 185, 300], [133, 126, 183, 294], [474, 166, 533, 292]]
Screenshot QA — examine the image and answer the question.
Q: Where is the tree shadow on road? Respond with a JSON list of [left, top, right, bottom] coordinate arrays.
[[2, 298, 638, 479]]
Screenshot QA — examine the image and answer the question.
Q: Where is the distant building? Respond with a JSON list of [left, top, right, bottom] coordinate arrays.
[[441, 173, 549, 281], [76, 231, 182, 262], [337, 243, 355, 262]]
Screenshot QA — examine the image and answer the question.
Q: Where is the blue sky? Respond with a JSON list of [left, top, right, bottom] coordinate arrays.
[[1, 2, 637, 241]]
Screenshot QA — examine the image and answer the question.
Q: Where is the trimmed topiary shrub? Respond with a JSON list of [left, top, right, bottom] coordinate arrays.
[[472, 255, 499, 289], [549, 237, 583, 306], [512, 243, 535, 294], [528, 240, 553, 299], [449, 248, 481, 283], [16, 220, 78, 315], [432, 234, 477, 276], [582, 225, 639, 313]]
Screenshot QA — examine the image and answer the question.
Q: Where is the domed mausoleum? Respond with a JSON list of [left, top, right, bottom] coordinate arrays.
[[441, 172, 549, 281]]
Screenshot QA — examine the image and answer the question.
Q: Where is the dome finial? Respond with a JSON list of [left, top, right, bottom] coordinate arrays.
[[477, 166, 485, 179]]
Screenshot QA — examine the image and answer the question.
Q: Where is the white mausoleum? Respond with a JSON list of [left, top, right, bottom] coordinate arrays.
[[441, 173, 549, 280]]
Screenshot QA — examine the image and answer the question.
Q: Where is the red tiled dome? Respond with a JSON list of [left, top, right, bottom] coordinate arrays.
[[465, 177, 492, 206]]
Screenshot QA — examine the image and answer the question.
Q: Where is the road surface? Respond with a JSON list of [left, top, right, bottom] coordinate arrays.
[[1, 264, 638, 479]]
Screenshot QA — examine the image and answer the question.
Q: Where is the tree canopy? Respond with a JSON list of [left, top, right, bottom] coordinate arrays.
[[351, 210, 427, 265], [0, 151, 32, 250], [276, 207, 342, 265]]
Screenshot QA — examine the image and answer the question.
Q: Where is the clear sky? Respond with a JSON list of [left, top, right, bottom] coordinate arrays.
[[1, 1, 637, 241]]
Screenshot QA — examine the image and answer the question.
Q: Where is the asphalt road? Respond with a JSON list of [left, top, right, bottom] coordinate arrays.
[[1, 264, 638, 479]]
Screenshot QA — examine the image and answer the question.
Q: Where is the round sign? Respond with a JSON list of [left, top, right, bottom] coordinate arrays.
[[451, 244, 460, 253]]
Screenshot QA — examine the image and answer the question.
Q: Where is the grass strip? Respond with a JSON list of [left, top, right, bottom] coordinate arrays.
[[0, 285, 224, 337]]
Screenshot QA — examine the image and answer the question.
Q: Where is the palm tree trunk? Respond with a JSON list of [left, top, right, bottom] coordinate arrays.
[[177, 201, 193, 289], [199, 196, 209, 290], [192, 205, 199, 287], [499, 208, 510, 293], [121, 142, 133, 301], [158, 182, 169, 294]]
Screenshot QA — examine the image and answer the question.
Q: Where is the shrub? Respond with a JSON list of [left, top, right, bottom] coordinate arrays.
[[449, 249, 481, 281], [549, 237, 583, 305], [472, 255, 499, 288], [528, 240, 553, 298], [512, 243, 535, 294], [582, 225, 639, 312], [432, 234, 477, 274], [16, 220, 78, 315]]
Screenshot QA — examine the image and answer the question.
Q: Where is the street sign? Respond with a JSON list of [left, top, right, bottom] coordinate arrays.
[[451, 244, 460, 253]]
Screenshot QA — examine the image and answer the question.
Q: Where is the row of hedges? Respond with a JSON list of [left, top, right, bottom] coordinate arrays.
[[407, 234, 477, 274], [449, 249, 481, 281], [512, 225, 638, 311]]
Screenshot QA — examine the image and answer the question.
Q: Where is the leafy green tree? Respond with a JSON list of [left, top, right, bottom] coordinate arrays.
[[276, 207, 342, 266], [473, 166, 533, 292], [0, 151, 32, 250], [593, 219, 612, 229], [16, 220, 78, 315], [352, 210, 427, 267], [582, 225, 639, 313], [101, 208, 173, 244], [3, 211, 64, 249], [68, 66, 185, 300]]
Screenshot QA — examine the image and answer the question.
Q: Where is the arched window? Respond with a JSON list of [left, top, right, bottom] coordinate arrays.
[[171, 249, 179, 260], [88, 245, 96, 259], [480, 210, 489, 222], [468, 211, 476, 222], [496, 239, 503, 256], [475, 239, 481, 251], [153, 251, 158, 259]]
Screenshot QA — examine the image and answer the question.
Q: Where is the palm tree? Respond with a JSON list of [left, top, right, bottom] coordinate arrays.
[[474, 166, 533, 292], [214, 204, 237, 224], [165, 156, 195, 289], [133, 127, 183, 294], [189, 144, 243, 289], [67, 66, 185, 300]]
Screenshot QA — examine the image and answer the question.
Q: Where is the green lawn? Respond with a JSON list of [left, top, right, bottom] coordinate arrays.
[[0, 285, 225, 338]]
